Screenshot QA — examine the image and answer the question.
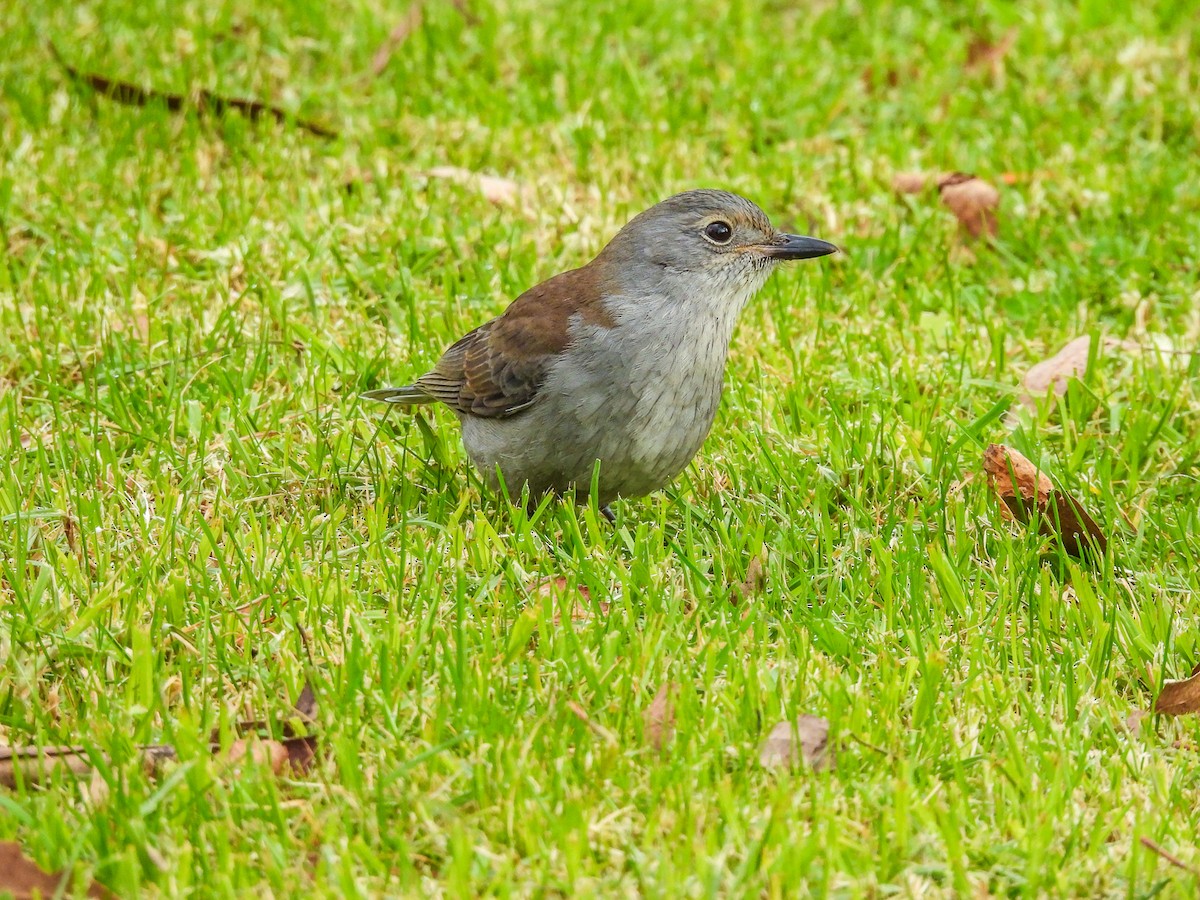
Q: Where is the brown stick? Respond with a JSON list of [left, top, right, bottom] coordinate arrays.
[[50, 44, 338, 139], [1140, 836, 1200, 876]]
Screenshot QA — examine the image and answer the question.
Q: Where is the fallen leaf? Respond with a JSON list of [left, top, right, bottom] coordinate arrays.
[[759, 715, 834, 771], [425, 166, 521, 205], [229, 737, 291, 775], [1154, 666, 1200, 716], [533, 577, 610, 625], [370, 2, 425, 77], [62, 514, 78, 554], [937, 172, 999, 238], [729, 554, 766, 604], [965, 30, 1016, 76], [643, 683, 680, 752], [0, 841, 110, 899], [294, 679, 317, 722], [893, 172, 931, 194], [1020, 336, 1093, 408], [982, 444, 1108, 557], [87, 768, 110, 806], [1124, 708, 1149, 734], [281, 735, 319, 774]]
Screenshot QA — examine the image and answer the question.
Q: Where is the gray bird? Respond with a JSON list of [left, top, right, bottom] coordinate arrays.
[[364, 189, 836, 518]]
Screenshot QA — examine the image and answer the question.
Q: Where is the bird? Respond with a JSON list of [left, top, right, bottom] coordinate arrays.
[[364, 189, 836, 519]]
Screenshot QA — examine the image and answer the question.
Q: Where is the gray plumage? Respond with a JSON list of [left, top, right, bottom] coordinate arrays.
[[365, 189, 836, 508]]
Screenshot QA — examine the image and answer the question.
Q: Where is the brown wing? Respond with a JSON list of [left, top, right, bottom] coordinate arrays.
[[413, 267, 616, 419]]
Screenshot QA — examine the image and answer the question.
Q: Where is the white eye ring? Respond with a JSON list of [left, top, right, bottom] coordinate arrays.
[[703, 221, 733, 244]]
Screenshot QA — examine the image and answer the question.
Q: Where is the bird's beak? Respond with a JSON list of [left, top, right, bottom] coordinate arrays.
[[761, 234, 839, 261]]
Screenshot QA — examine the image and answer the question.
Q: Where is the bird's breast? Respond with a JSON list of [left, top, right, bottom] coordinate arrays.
[[555, 300, 738, 487]]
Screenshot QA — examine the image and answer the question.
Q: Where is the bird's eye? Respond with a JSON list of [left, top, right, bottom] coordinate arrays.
[[703, 221, 733, 244]]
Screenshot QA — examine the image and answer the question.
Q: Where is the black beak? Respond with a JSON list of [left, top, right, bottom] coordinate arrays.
[[763, 234, 839, 261]]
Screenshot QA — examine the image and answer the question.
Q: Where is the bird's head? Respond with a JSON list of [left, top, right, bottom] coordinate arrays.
[[595, 189, 837, 308]]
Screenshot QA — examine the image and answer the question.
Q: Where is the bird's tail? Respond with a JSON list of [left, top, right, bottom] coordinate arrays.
[[361, 384, 433, 405]]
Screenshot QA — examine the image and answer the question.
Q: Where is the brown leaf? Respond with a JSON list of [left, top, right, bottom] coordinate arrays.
[[937, 172, 999, 238], [729, 554, 766, 604], [62, 514, 78, 554], [1154, 667, 1200, 716], [534, 577, 609, 625], [0, 841, 110, 899], [1124, 708, 1149, 734], [370, 2, 425, 77], [643, 683, 680, 752], [425, 166, 521, 205], [229, 737, 291, 775], [759, 715, 834, 771], [1020, 336, 1093, 408], [893, 172, 931, 194], [965, 30, 1016, 75], [282, 735, 318, 774], [294, 679, 317, 722], [982, 444, 1108, 557], [50, 44, 337, 139]]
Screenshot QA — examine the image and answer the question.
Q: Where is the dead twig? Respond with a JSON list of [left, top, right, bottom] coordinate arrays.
[[50, 43, 338, 139]]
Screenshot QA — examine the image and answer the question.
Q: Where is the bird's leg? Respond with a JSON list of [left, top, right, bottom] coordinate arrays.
[[599, 504, 616, 524]]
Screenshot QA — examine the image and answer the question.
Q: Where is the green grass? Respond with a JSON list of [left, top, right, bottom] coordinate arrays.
[[2, 0, 1200, 895]]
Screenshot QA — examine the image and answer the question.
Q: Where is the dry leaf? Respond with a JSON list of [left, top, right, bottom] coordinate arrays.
[[425, 166, 521, 205], [294, 679, 317, 722], [229, 737, 291, 775], [937, 172, 999, 238], [966, 30, 1016, 75], [982, 444, 1108, 557], [0, 841, 110, 899], [1020, 336, 1093, 408], [281, 735, 318, 774], [643, 683, 679, 752], [893, 172, 931, 194], [1124, 709, 1149, 734], [729, 554, 766, 604], [370, 2, 425, 77], [533, 577, 610, 625], [1154, 666, 1200, 716], [759, 715, 834, 771], [87, 768, 110, 806], [62, 514, 78, 554]]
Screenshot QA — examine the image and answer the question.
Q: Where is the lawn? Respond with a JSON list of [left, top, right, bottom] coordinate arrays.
[[2, 0, 1199, 895]]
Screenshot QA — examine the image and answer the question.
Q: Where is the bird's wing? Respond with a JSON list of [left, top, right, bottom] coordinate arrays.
[[413, 319, 546, 417], [413, 267, 616, 419]]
